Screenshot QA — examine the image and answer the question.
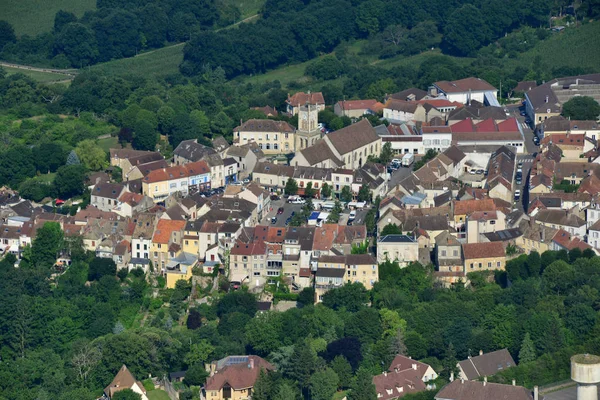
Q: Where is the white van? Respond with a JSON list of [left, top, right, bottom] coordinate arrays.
[[349, 210, 356, 220]]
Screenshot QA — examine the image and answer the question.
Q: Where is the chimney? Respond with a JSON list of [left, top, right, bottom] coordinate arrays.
[[479, 350, 483, 356], [461, 378, 464, 384], [545, 95, 549, 103], [534, 386, 539, 400], [512, 379, 516, 386], [483, 376, 487, 386], [450, 372, 455, 382], [383, 371, 387, 377], [412, 363, 417, 370], [249, 358, 254, 369]]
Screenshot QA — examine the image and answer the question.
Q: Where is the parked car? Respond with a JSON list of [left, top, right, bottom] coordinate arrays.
[[349, 210, 357, 220], [270, 194, 280, 201], [271, 217, 277, 224], [476, 169, 484, 174], [517, 162, 523, 169], [277, 207, 284, 214], [533, 136, 540, 145], [242, 178, 250, 184], [514, 190, 521, 201], [516, 176, 522, 185]]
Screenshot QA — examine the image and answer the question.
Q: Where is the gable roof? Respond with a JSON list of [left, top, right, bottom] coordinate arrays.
[[212, 136, 230, 152], [143, 161, 210, 184], [462, 242, 505, 260], [436, 380, 532, 400], [235, 119, 295, 133], [384, 99, 419, 113], [287, 91, 325, 106], [173, 139, 217, 162], [336, 99, 382, 111], [206, 356, 274, 391], [104, 365, 146, 398], [297, 139, 344, 167], [453, 198, 496, 216], [457, 349, 516, 380], [435, 77, 497, 93], [325, 119, 380, 156], [535, 209, 585, 228], [389, 88, 428, 101], [93, 183, 125, 200], [152, 219, 186, 244]]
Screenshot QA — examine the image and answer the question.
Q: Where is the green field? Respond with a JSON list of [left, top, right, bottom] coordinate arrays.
[[89, 44, 185, 78], [147, 390, 170, 400], [97, 136, 119, 152], [3, 0, 96, 36], [4, 66, 73, 84], [520, 21, 600, 71], [223, 0, 265, 19]]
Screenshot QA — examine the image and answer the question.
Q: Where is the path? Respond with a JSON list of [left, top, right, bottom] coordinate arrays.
[[0, 61, 77, 77]]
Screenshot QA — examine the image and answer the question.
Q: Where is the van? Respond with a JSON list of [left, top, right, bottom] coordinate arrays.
[[349, 210, 356, 220]]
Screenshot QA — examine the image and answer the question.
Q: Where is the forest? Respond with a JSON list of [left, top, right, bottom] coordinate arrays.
[[1, 218, 599, 400]]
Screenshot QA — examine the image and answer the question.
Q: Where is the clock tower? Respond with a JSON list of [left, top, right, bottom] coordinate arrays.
[[296, 103, 322, 151]]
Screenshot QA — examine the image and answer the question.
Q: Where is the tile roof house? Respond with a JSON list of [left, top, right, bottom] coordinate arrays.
[[534, 209, 586, 238], [457, 349, 516, 380], [462, 242, 506, 273], [286, 91, 325, 115], [233, 119, 297, 155], [432, 77, 498, 105], [334, 99, 384, 118], [104, 365, 148, 400], [484, 146, 515, 203], [449, 118, 525, 152], [142, 161, 211, 202], [251, 105, 279, 117], [388, 88, 428, 102], [205, 355, 274, 400], [435, 379, 533, 400], [551, 228, 596, 253], [373, 355, 438, 400], [91, 183, 127, 212]]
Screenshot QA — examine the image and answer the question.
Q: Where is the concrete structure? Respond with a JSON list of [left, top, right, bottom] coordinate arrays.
[[571, 354, 600, 400]]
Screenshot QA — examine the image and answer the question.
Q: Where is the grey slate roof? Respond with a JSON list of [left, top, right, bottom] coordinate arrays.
[[174, 140, 217, 162], [457, 349, 516, 380]]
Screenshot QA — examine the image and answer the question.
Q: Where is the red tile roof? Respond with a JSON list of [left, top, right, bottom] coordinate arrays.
[[287, 92, 325, 106], [541, 133, 586, 146], [205, 356, 274, 391], [230, 239, 267, 256], [152, 219, 186, 244], [336, 99, 382, 111], [552, 229, 594, 252], [434, 77, 496, 93], [143, 161, 210, 184], [453, 198, 496, 216], [462, 242, 506, 259]]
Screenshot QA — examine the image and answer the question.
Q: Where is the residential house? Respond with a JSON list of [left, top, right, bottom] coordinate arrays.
[[229, 239, 268, 286], [551, 229, 596, 253], [253, 163, 332, 196], [525, 73, 600, 124], [452, 198, 498, 241], [447, 103, 509, 125], [113, 240, 131, 270], [466, 210, 507, 244], [485, 146, 515, 203], [462, 242, 506, 273], [434, 231, 464, 287], [234, 119, 297, 154], [286, 91, 325, 115], [104, 365, 148, 400], [377, 235, 419, 266], [142, 161, 211, 202], [373, 355, 438, 400], [165, 251, 197, 288], [538, 115, 600, 140], [131, 213, 157, 262], [587, 220, 600, 250], [235, 182, 270, 220], [151, 219, 186, 272], [114, 192, 154, 217], [212, 136, 230, 154], [516, 218, 557, 254], [224, 142, 265, 179], [540, 132, 594, 160], [91, 183, 127, 212], [124, 159, 169, 181], [376, 122, 425, 155], [435, 380, 533, 400], [334, 99, 384, 118], [251, 105, 278, 117], [223, 157, 239, 184], [205, 356, 274, 400], [173, 139, 217, 166], [554, 162, 600, 185], [431, 77, 499, 105], [291, 119, 382, 169], [534, 209, 586, 237], [449, 118, 525, 153], [317, 253, 378, 290], [314, 267, 346, 302], [388, 88, 427, 102], [457, 349, 516, 380], [383, 100, 419, 122], [110, 148, 160, 169]]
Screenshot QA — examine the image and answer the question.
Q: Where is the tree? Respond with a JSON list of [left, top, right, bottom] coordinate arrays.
[[18, 178, 54, 202], [309, 367, 339, 400], [55, 23, 98, 67], [71, 340, 101, 384], [351, 240, 369, 254], [54, 10, 77, 32], [35, 143, 67, 173], [348, 367, 377, 400], [112, 389, 141, 400], [185, 340, 215, 365], [322, 282, 369, 312], [245, 311, 283, 355], [273, 382, 299, 400], [298, 287, 315, 306], [133, 120, 158, 151], [562, 96, 600, 120], [304, 182, 315, 198], [380, 142, 393, 164], [357, 184, 372, 203], [331, 356, 353, 389], [66, 150, 80, 166], [157, 106, 176, 135], [346, 308, 383, 344], [88, 258, 117, 281], [288, 341, 318, 392], [187, 309, 202, 330], [54, 165, 85, 198], [326, 200, 343, 223], [75, 140, 106, 171], [31, 222, 64, 269], [0, 21, 16, 50], [185, 363, 209, 386], [518, 332, 536, 364], [442, 5, 491, 57], [320, 183, 332, 199], [285, 178, 298, 196], [340, 186, 353, 202], [381, 223, 402, 236], [252, 369, 274, 400], [0, 146, 36, 189]]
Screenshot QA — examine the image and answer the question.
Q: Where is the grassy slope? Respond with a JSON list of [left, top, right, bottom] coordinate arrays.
[[147, 390, 170, 400], [88, 44, 185, 78], [223, 0, 265, 19], [520, 21, 600, 71], [3, 0, 96, 36], [4, 66, 73, 83]]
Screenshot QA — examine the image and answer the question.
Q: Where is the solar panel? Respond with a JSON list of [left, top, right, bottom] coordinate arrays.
[[226, 356, 249, 366]]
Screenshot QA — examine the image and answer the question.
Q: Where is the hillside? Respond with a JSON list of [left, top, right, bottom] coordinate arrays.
[[3, 0, 96, 36]]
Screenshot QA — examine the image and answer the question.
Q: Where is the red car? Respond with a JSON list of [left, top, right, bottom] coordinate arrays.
[[277, 207, 284, 215]]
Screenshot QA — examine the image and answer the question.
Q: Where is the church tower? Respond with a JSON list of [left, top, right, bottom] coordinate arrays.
[[295, 103, 322, 151]]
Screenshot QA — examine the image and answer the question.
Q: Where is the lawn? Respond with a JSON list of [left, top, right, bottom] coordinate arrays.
[[36, 173, 56, 183], [3, 66, 74, 84], [89, 44, 184, 78], [374, 48, 474, 69], [147, 390, 170, 400], [97, 136, 119, 152], [223, 0, 266, 19], [3, 0, 96, 36]]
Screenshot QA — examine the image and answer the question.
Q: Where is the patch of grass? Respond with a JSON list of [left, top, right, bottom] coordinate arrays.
[[374, 49, 473, 69], [89, 44, 184, 78], [223, 0, 265, 19], [36, 173, 56, 183], [147, 390, 170, 400], [3, 0, 96, 36], [520, 21, 600, 71], [3, 66, 74, 84], [97, 136, 118, 152]]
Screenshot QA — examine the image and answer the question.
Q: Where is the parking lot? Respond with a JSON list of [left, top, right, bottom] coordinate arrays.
[[261, 197, 370, 227]]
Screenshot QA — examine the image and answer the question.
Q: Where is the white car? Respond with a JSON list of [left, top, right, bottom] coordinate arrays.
[[349, 210, 356, 220], [514, 190, 521, 200]]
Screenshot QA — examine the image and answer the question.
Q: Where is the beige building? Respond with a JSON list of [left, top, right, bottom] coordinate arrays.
[[104, 365, 148, 400], [234, 119, 296, 155], [377, 234, 419, 266], [205, 356, 274, 400], [151, 219, 186, 271], [334, 99, 383, 118], [462, 242, 506, 274], [466, 210, 506, 243], [286, 91, 325, 115], [317, 254, 379, 290]]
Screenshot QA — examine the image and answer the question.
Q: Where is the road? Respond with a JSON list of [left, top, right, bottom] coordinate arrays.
[[388, 165, 414, 193]]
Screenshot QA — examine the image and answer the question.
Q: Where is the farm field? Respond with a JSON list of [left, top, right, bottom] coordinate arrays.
[[3, 0, 96, 36]]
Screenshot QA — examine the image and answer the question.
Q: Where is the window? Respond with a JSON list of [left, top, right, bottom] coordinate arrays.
[[274, 143, 279, 150], [497, 261, 501, 267], [453, 250, 458, 257], [488, 262, 492, 268], [154, 186, 158, 192], [490, 220, 496, 225], [441, 250, 446, 257], [478, 263, 482, 268], [136, 244, 140, 250]]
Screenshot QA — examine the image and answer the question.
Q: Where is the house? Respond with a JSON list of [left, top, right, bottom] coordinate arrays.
[[286, 91, 325, 115], [114, 192, 154, 217], [377, 235, 419, 266], [113, 240, 131, 270], [540, 132, 593, 160], [173, 139, 217, 165], [229, 239, 268, 286], [151, 219, 186, 272], [104, 365, 148, 400], [525, 73, 600, 124], [91, 183, 126, 212], [587, 220, 600, 250], [534, 209, 586, 237], [253, 163, 332, 195], [422, 125, 453, 153], [485, 146, 515, 203], [142, 161, 211, 202], [538, 115, 600, 141], [435, 379, 533, 400], [462, 242, 506, 273], [376, 122, 425, 156], [514, 80, 537, 93], [110, 148, 160, 169], [466, 210, 507, 244], [124, 159, 169, 181], [388, 88, 427, 102], [205, 355, 274, 400], [165, 251, 197, 288], [383, 100, 419, 123], [251, 105, 278, 117], [212, 136, 231, 154], [233, 119, 297, 154], [235, 182, 270, 220], [224, 142, 265, 179], [317, 253, 378, 289], [291, 119, 382, 169], [373, 355, 438, 400], [223, 157, 239, 184], [131, 213, 157, 262], [551, 229, 596, 253], [334, 99, 384, 118], [447, 103, 508, 125], [452, 198, 498, 240], [449, 118, 525, 153], [434, 231, 464, 287], [431, 77, 498, 105], [516, 218, 557, 254], [457, 349, 516, 380], [314, 267, 346, 302]]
